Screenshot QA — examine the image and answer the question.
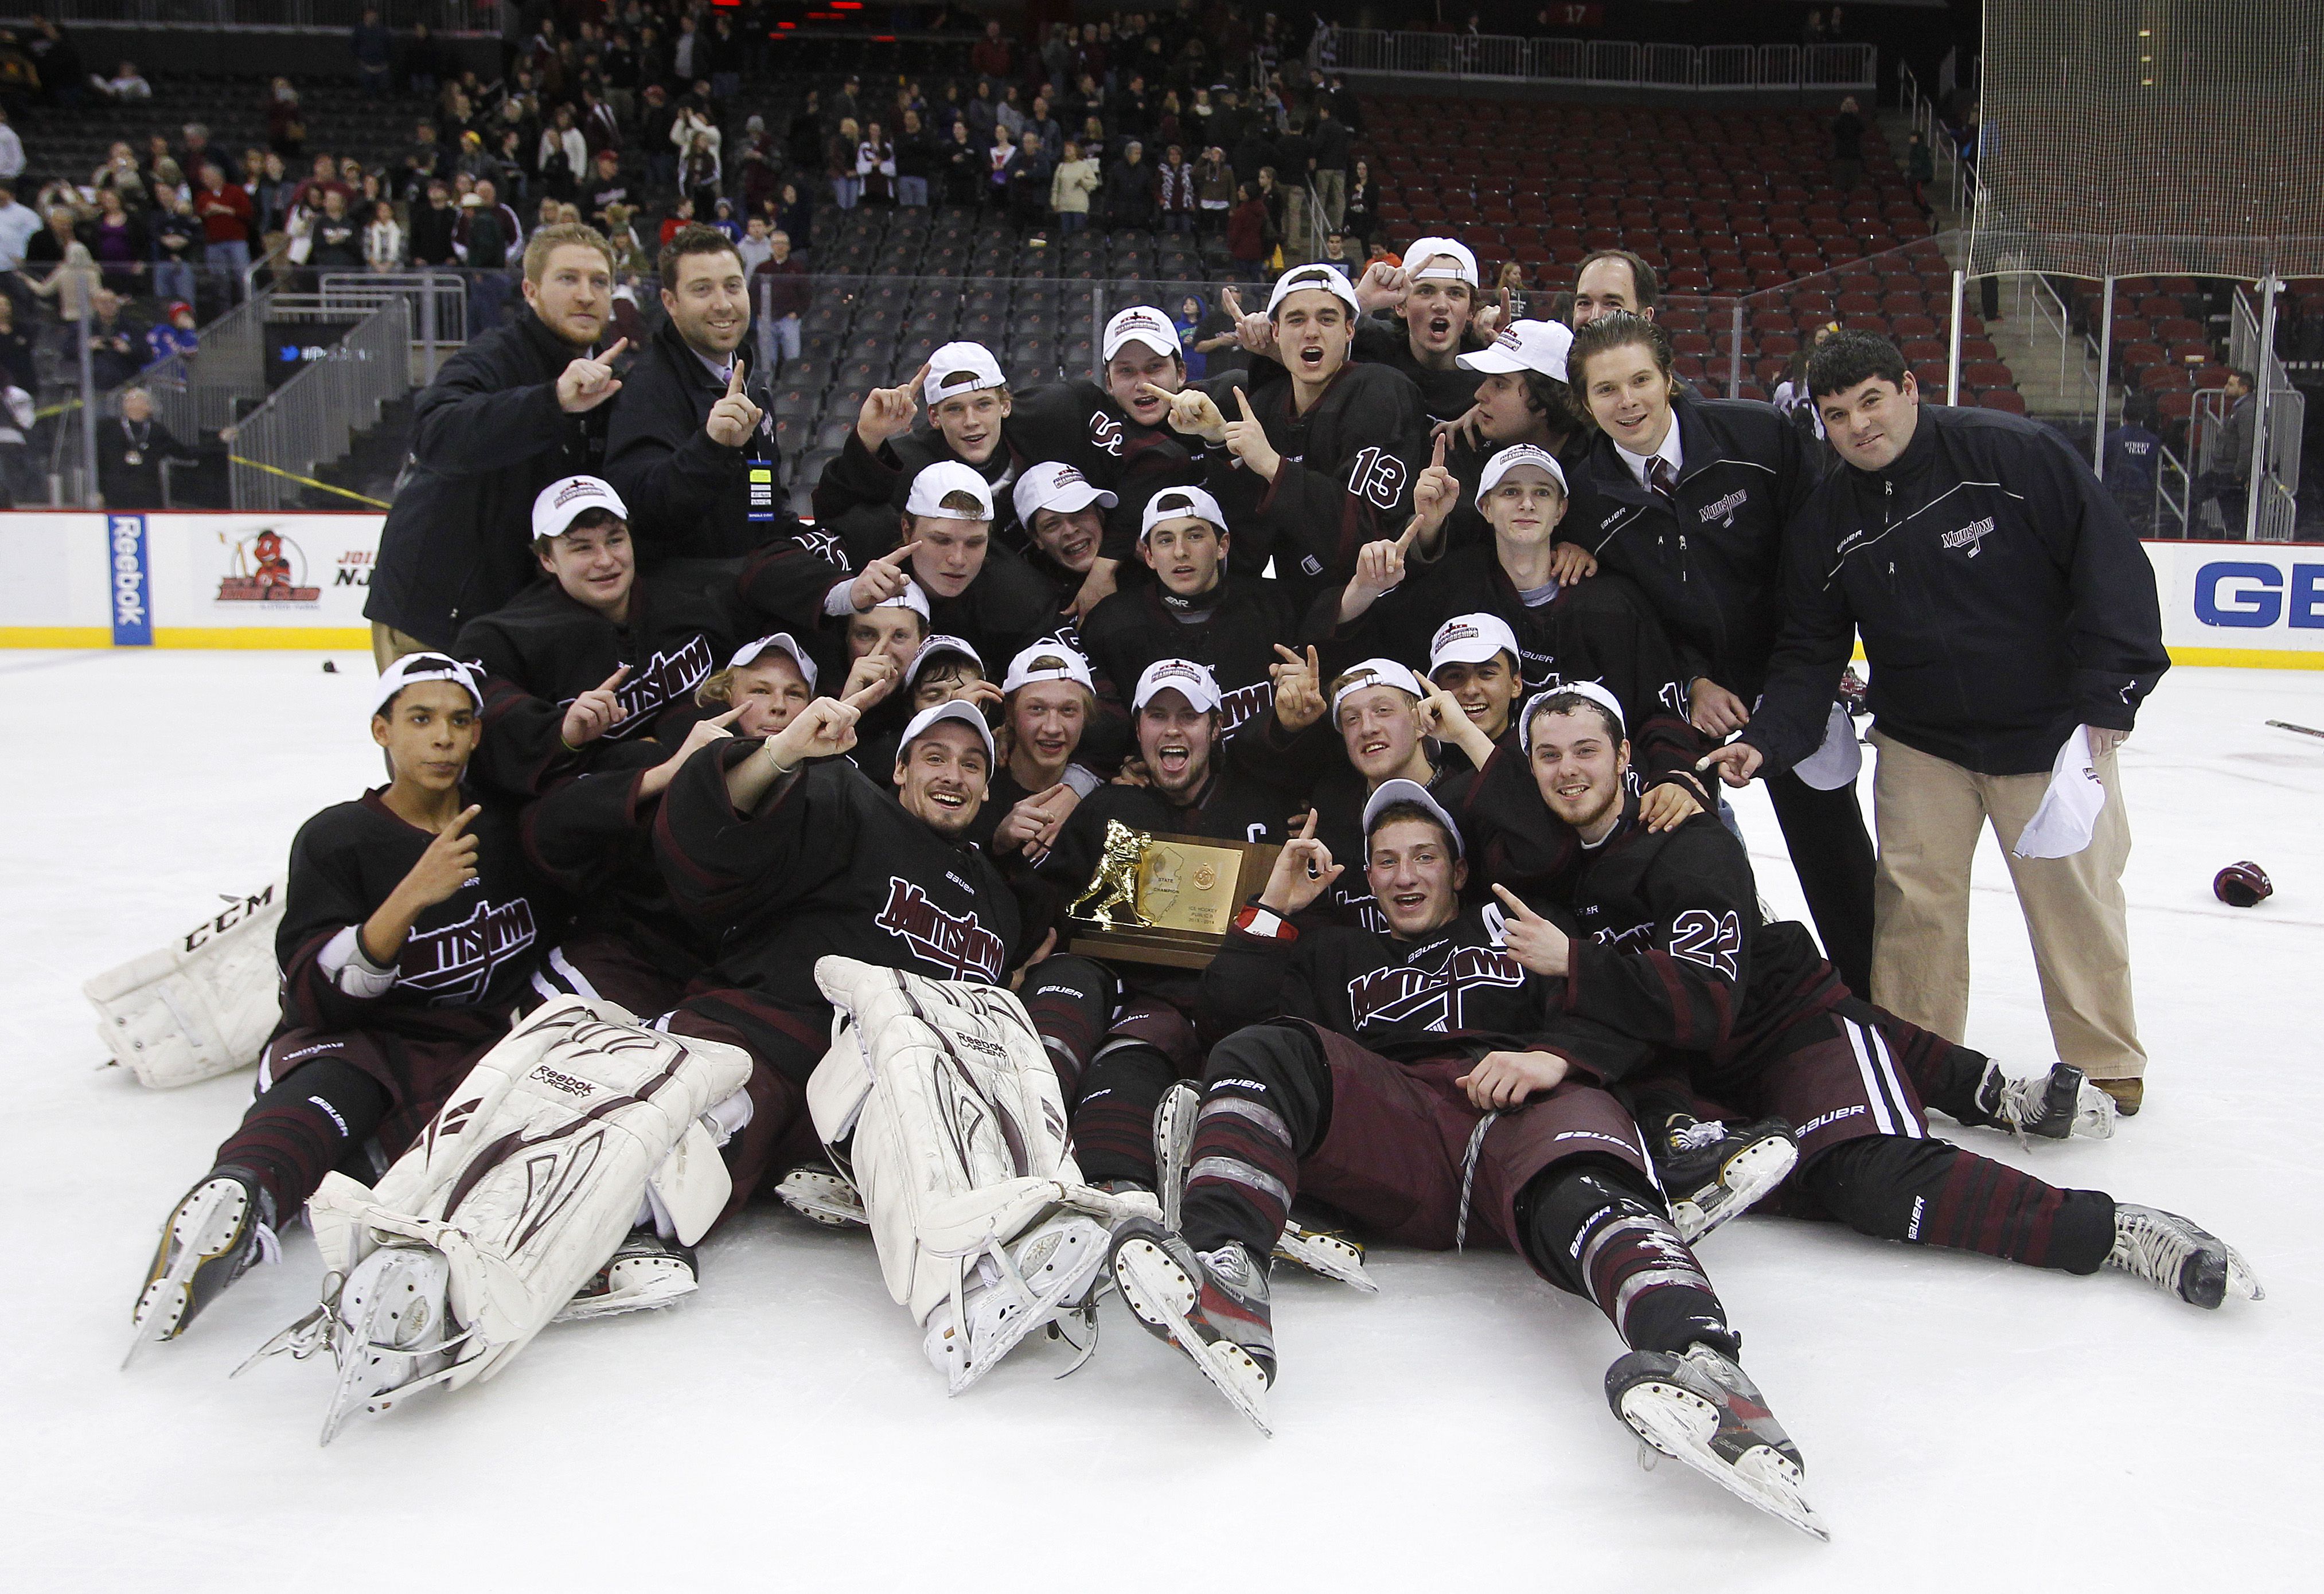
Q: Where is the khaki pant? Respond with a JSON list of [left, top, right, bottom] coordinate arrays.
[[1867, 728, 2144, 1079], [369, 621, 431, 673], [1313, 169, 1346, 232]]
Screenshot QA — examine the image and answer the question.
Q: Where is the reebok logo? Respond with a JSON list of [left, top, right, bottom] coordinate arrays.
[[1942, 516, 1994, 556], [529, 1064, 597, 1098], [1698, 489, 1748, 525]]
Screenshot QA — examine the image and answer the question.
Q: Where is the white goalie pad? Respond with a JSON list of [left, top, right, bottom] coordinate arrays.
[[298, 997, 752, 1409], [83, 882, 285, 1088], [810, 956, 1152, 1330]]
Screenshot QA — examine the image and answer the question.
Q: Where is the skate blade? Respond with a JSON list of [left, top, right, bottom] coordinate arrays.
[[232, 1303, 336, 1378], [319, 1248, 457, 1447], [774, 1169, 869, 1229], [551, 1257, 700, 1324], [1154, 1082, 1200, 1234], [949, 1221, 1112, 1396], [1273, 1224, 1378, 1294], [123, 1179, 252, 1368], [1112, 1237, 1272, 1437], [1618, 1383, 1828, 1542], [1674, 1136, 1797, 1245]]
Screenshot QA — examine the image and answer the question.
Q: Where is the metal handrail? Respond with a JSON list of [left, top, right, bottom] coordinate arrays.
[[229, 296, 412, 511], [1328, 29, 1876, 91]]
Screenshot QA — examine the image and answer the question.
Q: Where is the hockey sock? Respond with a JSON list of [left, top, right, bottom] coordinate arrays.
[[1800, 1135, 2116, 1273], [1180, 1022, 1332, 1260], [1071, 1042, 1179, 1187], [1520, 1163, 1739, 1359], [213, 1058, 389, 1216], [1019, 955, 1115, 1100]]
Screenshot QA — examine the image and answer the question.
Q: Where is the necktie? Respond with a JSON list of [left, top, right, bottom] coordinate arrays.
[[1647, 455, 1678, 505]]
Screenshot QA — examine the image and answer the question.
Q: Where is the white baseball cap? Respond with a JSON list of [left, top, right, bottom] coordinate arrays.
[[1477, 444, 1569, 498], [1457, 317, 1573, 382], [531, 474, 628, 542], [869, 579, 931, 621], [1519, 681, 1628, 751], [372, 651, 483, 718], [1138, 483, 1227, 542], [1361, 776, 1464, 858], [907, 634, 984, 684], [1331, 657, 1428, 714], [899, 699, 996, 765], [1002, 642, 1097, 696], [922, 341, 1007, 407], [1404, 236, 1479, 288], [1103, 304, 1183, 362], [903, 460, 996, 520], [1266, 262, 1364, 318], [1132, 658, 1225, 714], [726, 632, 818, 691], [1428, 612, 1522, 677], [1012, 460, 1116, 527]]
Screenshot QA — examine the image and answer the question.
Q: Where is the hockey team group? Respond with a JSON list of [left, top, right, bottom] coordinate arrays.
[[121, 220, 2262, 1539]]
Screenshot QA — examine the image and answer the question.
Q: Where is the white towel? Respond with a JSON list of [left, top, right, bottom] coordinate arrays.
[[2012, 725, 2107, 859], [1792, 701, 1865, 791]]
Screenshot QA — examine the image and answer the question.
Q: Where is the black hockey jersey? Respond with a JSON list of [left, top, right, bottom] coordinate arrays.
[[1078, 572, 1302, 734], [521, 762, 713, 984], [1248, 318, 1485, 427]]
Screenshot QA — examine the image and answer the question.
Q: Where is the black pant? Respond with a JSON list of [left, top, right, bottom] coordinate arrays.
[[1767, 768, 1876, 998]]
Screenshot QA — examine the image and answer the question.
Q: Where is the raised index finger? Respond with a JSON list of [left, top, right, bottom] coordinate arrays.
[[727, 359, 747, 396], [1430, 431, 1447, 469], [1491, 882, 1543, 919], [443, 803, 482, 838], [1297, 807, 1317, 841], [883, 538, 924, 567], [1233, 386, 1257, 420], [599, 337, 629, 364], [905, 361, 931, 394], [597, 664, 631, 691]]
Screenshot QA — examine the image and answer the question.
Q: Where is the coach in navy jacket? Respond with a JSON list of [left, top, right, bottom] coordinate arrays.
[[1714, 331, 2167, 1114]]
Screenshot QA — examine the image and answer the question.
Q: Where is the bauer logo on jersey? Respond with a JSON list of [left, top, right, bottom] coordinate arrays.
[[396, 896, 540, 1005], [1346, 946, 1527, 1033], [1942, 516, 1995, 557], [874, 877, 1005, 982], [215, 528, 321, 605]]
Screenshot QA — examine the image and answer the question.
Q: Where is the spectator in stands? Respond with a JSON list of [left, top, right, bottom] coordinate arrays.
[[1227, 182, 1268, 273], [709, 197, 743, 244], [98, 386, 199, 509], [352, 8, 393, 96], [408, 178, 458, 267], [641, 85, 678, 192], [1830, 95, 1866, 191], [753, 228, 808, 366], [1156, 143, 1197, 233], [0, 106, 20, 183], [93, 58, 149, 101], [265, 79, 305, 159], [857, 122, 899, 207], [29, 17, 83, 110], [364, 198, 404, 272], [307, 189, 363, 273], [1052, 140, 1099, 233], [403, 21, 444, 100], [151, 196, 198, 304], [941, 121, 982, 209], [88, 186, 146, 294], [1906, 130, 1935, 217], [896, 110, 937, 208], [366, 222, 622, 663], [539, 107, 587, 204], [457, 178, 523, 334], [658, 197, 694, 247], [85, 288, 145, 389], [2200, 369, 2256, 533], [600, 204, 649, 280], [0, 181, 36, 271], [683, 134, 723, 223], [192, 162, 255, 292], [1008, 131, 1052, 231], [1569, 247, 1658, 327], [828, 116, 862, 210], [775, 178, 813, 248], [1311, 101, 1351, 229], [736, 213, 771, 277], [972, 18, 1013, 81], [739, 116, 781, 216], [2104, 394, 2162, 533], [254, 151, 293, 258], [178, 122, 216, 183], [1103, 140, 1157, 229], [1026, 97, 1064, 163], [1194, 145, 1234, 234], [146, 299, 197, 368], [584, 150, 630, 230]]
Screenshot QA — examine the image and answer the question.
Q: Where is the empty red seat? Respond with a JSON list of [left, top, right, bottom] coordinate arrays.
[[1836, 291, 1880, 314], [1962, 361, 2013, 388], [1892, 314, 1939, 338], [1977, 389, 2028, 414]]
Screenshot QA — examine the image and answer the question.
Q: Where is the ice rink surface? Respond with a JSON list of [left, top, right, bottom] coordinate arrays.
[[3, 648, 2317, 1591]]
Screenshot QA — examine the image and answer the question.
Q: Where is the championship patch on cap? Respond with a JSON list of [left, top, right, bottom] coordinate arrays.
[[1265, 264, 1363, 318], [1132, 658, 1225, 714], [1361, 776, 1465, 858], [1001, 643, 1097, 696], [869, 579, 933, 620], [1519, 681, 1628, 751], [922, 341, 1007, 407], [1428, 612, 1522, 677], [1477, 444, 1569, 498], [1138, 483, 1227, 542], [372, 651, 485, 718], [1012, 460, 1116, 526], [726, 632, 818, 691], [1456, 318, 1573, 382], [1103, 304, 1183, 361], [904, 460, 996, 520], [531, 475, 629, 543], [1331, 657, 1428, 714]]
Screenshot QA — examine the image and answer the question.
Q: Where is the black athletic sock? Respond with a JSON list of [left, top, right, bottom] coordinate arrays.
[[213, 1059, 389, 1217], [1801, 1135, 2116, 1273], [1070, 1042, 1178, 1187], [1520, 1163, 1740, 1359], [1020, 955, 1116, 1100], [1180, 1022, 1332, 1260]]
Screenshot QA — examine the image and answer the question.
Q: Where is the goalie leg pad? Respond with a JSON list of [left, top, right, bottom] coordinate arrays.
[[85, 882, 286, 1089], [266, 998, 750, 1433]]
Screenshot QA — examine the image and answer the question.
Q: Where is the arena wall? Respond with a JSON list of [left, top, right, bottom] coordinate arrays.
[[1, 511, 2319, 667]]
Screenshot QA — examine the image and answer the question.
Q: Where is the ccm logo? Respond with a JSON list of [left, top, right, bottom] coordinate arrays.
[[529, 1064, 598, 1098], [2194, 561, 2324, 629]]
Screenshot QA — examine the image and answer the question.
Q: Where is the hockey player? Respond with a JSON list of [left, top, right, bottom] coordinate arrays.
[[457, 475, 744, 795], [1414, 317, 1589, 558], [811, 344, 1011, 564], [1235, 237, 1499, 425], [1107, 784, 1826, 1533], [1074, 305, 1216, 588], [1078, 484, 1301, 733], [1152, 265, 1429, 614], [1506, 686, 2258, 1308], [130, 654, 564, 1357], [1561, 312, 1875, 998], [1012, 459, 1115, 614], [982, 643, 1105, 862]]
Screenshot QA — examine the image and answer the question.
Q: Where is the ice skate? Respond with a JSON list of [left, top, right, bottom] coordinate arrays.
[[1977, 1061, 2116, 1143], [125, 1168, 271, 1367], [553, 1228, 700, 1323], [923, 1210, 1113, 1395], [1654, 1115, 1797, 1244], [318, 1242, 465, 1445], [2107, 1204, 2264, 1308], [1606, 1342, 1828, 1541], [1109, 1218, 1274, 1435], [1273, 1221, 1377, 1292], [774, 1166, 869, 1228], [1153, 1081, 1200, 1233]]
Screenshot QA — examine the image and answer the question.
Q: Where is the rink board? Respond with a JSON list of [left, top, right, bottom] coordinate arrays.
[[1, 510, 2320, 666]]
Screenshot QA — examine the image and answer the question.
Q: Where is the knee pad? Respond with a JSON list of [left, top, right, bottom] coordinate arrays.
[[1517, 1160, 1667, 1295]]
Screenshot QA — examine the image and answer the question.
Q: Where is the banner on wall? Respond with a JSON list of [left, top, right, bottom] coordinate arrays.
[[1, 514, 2319, 666]]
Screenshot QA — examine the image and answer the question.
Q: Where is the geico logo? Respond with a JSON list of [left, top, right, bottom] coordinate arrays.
[[2194, 561, 2324, 629]]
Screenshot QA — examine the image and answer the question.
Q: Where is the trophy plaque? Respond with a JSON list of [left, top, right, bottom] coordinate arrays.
[[1064, 820, 1281, 968]]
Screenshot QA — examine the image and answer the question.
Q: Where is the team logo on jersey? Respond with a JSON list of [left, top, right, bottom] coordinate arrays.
[[397, 896, 540, 1005], [1346, 945, 1527, 1032], [1698, 489, 1748, 527], [577, 635, 716, 739], [1216, 677, 1274, 732], [1667, 908, 1742, 978], [874, 876, 1005, 982], [1941, 516, 1995, 557], [216, 529, 321, 604], [1089, 412, 1125, 456], [1347, 446, 1409, 510]]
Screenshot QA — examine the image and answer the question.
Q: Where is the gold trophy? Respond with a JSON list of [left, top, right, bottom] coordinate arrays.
[[1065, 821, 1280, 968]]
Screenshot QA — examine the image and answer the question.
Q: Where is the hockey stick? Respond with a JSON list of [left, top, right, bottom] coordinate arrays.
[[2265, 720, 2324, 741]]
